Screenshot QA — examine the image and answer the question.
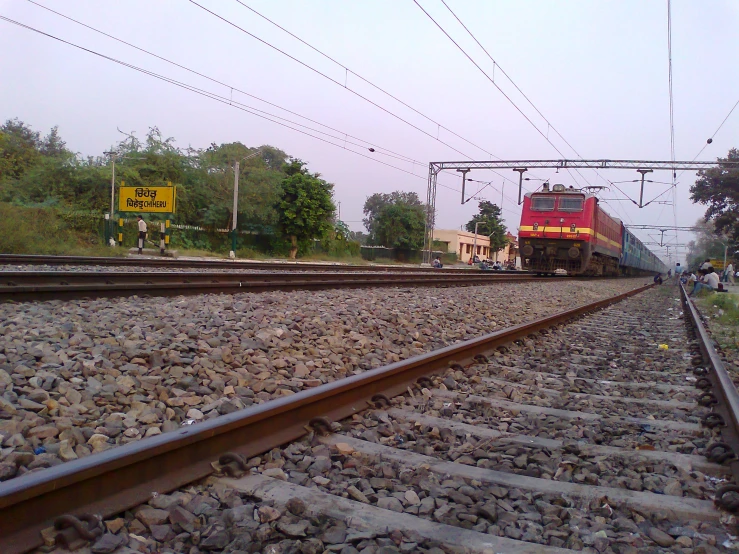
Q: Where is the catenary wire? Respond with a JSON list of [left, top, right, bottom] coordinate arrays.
[[25, 0, 421, 166], [201, 0, 554, 208], [231, 0, 500, 161], [189, 0, 548, 201], [412, 0, 595, 191], [667, 0, 680, 263], [188, 0, 535, 197], [0, 15, 465, 198], [188, 0, 476, 163], [678, 95, 739, 175], [434, 0, 653, 219], [437, 0, 606, 191]]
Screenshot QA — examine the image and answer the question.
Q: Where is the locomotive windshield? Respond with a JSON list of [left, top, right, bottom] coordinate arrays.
[[531, 196, 555, 211], [559, 197, 584, 211]]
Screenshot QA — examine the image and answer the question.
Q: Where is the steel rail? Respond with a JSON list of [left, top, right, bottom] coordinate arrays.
[[0, 283, 652, 553], [0, 254, 509, 273], [0, 271, 546, 302], [0, 271, 537, 285], [680, 284, 739, 483]]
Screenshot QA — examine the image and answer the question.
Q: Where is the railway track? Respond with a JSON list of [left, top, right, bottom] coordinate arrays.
[[0, 254, 501, 273], [0, 270, 548, 302], [2, 283, 737, 553]]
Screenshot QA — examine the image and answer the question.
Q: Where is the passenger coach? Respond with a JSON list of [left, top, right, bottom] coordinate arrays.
[[518, 184, 666, 276]]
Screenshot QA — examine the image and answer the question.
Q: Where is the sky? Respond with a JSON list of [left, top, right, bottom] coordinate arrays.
[[2, 0, 738, 266]]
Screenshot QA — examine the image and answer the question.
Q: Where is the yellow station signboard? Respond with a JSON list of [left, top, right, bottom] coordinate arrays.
[[119, 186, 176, 213]]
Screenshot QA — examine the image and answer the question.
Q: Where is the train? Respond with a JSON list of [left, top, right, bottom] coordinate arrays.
[[518, 183, 667, 276]]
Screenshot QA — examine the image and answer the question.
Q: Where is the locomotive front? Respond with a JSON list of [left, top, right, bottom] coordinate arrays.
[[518, 184, 595, 274]]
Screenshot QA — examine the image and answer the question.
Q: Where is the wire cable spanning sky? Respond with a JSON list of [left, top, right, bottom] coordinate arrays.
[[22, 0, 530, 210], [2, 0, 738, 263]]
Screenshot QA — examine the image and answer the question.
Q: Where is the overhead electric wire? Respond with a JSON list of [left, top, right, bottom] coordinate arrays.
[[0, 14, 467, 196], [25, 0, 420, 167], [667, 0, 680, 263], [433, 0, 651, 218], [412, 0, 597, 192], [231, 0, 499, 161], [193, 0, 556, 211], [187, 0, 479, 164], [188, 0, 540, 199], [681, 96, 739, 168], [437, 0, 601, 190]]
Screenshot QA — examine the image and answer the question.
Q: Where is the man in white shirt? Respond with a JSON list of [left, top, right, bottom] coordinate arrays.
[[690, 269, 720, 296], [725, 262, 735, 285], [137, 216, 147, 255], [700, 259, 713, 271]]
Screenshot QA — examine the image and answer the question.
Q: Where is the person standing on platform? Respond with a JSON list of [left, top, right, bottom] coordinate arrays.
[[137, 216, 147, 255], [727, 262, 735, 285]]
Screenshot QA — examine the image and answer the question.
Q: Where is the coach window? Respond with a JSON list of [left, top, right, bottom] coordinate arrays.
[[531, 196, 555, 211], [559, 197, 584, 211]]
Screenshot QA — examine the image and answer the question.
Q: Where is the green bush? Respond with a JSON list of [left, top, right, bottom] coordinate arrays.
[[0, 203, 125, 256]]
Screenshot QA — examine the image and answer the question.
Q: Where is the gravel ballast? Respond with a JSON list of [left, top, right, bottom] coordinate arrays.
[[0, 278, 648, 480]]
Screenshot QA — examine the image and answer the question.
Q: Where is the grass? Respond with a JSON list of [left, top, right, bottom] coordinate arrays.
[[176, 249, 227, 259], [235, 247, 272, 260], [0, 203, 129, 257], [696, 292, 739, 350], [298, 253, 370, 264]]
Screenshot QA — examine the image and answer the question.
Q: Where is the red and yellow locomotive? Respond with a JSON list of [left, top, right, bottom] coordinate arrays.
[[518, 184, 661, 276]]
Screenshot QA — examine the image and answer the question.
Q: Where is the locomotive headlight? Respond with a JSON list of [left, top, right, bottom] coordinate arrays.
[[522, 245, 534, 257], [570, 224, 576, 232], [533, 223, 539, 230]]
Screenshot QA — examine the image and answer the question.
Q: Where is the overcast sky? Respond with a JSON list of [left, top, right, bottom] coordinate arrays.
[[2, 0, 738, 266]]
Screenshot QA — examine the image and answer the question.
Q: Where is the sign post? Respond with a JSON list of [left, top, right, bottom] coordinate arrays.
[[119, 183, 177, 254], [119, 186, 176, 213]]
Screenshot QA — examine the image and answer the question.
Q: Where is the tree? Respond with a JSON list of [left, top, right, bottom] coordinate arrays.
[[187, 141, 287, 230], [690, 148, 739, 242], [466, 201, 508, 252], [363, 191, 423, 245], [0, 119, 42, 180], [277, 159, 335, 258], [686, 218, 735, 268], [40, 126, 67, 158], [374, 201, 426, 249]]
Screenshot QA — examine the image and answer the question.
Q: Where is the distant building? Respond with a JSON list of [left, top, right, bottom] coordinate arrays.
[[502, 232, 519, 264], [433, 229, 518, 265]]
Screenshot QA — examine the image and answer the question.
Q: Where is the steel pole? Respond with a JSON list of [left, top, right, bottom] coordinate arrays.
[[514, 168, 527, 205], [105, 152, 117, 246], [472, 222, 479, 264], [230, 161, 239, 259], [637, 169, 653, 207], [457, 169, 470, 204], [110, 155, 116, 221]]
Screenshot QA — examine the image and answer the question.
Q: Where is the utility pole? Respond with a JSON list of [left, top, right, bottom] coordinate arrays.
[[513, 168, 528, 205], [230, 161, 240, 259], [457, 169, 470, 204], [637, 169, 653, 208], [229, 149, 264, 259], [104, 151, 117, 246], [472, 221, 479, 264], [338, 201, 341, 221]]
